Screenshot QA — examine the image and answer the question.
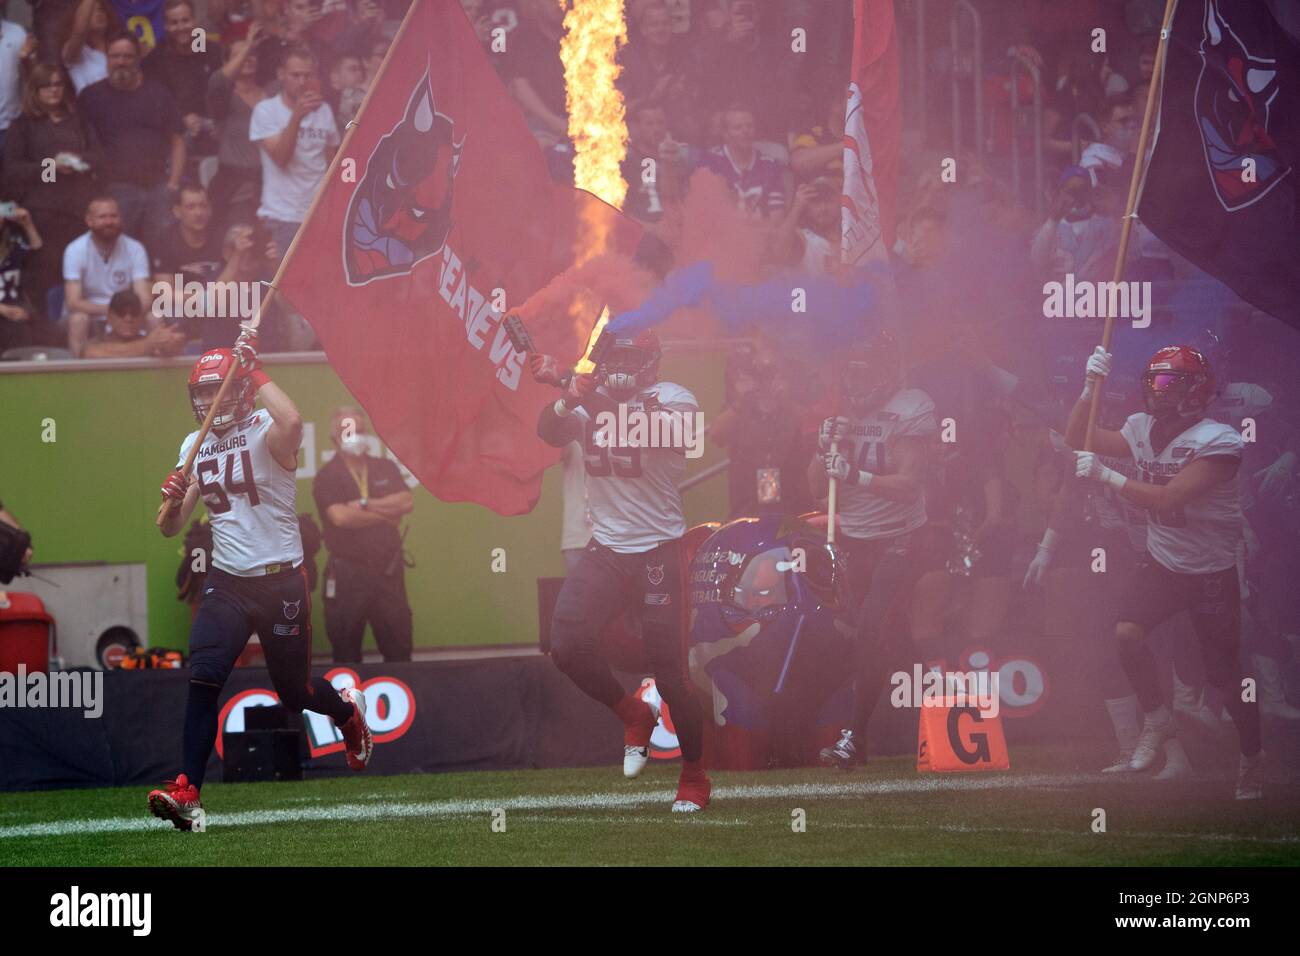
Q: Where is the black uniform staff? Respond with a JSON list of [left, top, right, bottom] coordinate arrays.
[[312, 446, 413, 663]]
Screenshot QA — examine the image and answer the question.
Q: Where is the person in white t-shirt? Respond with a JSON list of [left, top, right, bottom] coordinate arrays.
[[249, 45, 338, 263], [61, 0, 117, 93], [62, 194, 153, 357], [1067, 344, 1263, 800], [0, 12, 33, 144]]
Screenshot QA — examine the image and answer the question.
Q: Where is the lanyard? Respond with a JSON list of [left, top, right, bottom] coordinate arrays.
[[342, 455, 368, 499]]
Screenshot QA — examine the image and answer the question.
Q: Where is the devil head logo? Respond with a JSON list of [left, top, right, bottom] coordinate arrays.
[[343, 70, 465, 285], [1195, 0, 1292, 211]]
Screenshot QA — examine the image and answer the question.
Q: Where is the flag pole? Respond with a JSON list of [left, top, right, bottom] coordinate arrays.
[[157, 0, 426, 527], [1083, 0, 1178, 451]]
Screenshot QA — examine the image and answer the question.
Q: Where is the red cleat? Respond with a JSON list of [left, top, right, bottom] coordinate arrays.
[[147, 774, 203, 831], [339, 687, 372, 771], [672, 766, 711, 813]]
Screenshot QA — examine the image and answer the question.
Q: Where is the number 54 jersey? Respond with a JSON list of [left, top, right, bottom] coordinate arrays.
[[177, 410, 303, 576], [1118, 412, 1244, 575]]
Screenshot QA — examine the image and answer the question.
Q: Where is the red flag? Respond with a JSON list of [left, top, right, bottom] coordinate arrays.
[[277, 0, 641, 515], [841, 0, 902, 267]]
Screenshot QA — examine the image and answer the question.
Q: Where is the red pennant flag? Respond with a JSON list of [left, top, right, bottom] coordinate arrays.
[[841, 0, 901, 267], [277, 0, 642, 515]]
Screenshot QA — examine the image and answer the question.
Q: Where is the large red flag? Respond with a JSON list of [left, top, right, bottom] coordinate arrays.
[[841, 0, 901, 267], [277, 0, 641, 515]]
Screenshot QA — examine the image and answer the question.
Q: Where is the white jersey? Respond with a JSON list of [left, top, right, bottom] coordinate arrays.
[[1094, 454, 1147, 553], [1119, 412, 1244, 574], [178, 410, 302, 576], [573, 382, 696, 554], [837, 387, 936, 540]]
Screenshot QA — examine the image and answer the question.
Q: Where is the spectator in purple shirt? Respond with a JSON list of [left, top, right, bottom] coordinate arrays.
[[698, 103, 786, 220]]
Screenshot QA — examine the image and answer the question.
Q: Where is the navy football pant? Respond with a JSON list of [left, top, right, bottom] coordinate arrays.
[[549, 538, 705, 763], [183, 565, 353, 788]]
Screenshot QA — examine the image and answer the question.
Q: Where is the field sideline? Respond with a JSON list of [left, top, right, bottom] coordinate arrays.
[[2, 747, 1298, 866]]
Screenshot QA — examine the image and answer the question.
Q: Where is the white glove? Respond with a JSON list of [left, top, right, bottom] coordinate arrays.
[[1022, 528, 1058, 590], [818, 416, 850, 452], [1080, 346, 1112, 400], [1074, 451, 1127, 490], [822, 450, 872, 487]]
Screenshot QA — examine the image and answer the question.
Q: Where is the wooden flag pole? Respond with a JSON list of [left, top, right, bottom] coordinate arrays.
[[1083, 0, 1178, 451], [157, 0, 427, 527]]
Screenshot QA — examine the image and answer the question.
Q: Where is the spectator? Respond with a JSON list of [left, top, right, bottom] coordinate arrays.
[[150, 184, 224, 343], [313, 405, 415, 663], [327, 50, 365, 130], [499, 0, 567, 148], [111, 0, 167, 53], [1079, 99, 1139, 183], [78, 31, 186, 242], [0, 203, 43, 353], [251, 0, 333, 88], [250, 44, 338, 261], [62, 194, 152, 356], [696, 0, 792, 142], [790, 90, 845, 180], [698, 103, 786, 220], [61, 0, 124, 92], [775, 176, 839, 275], [144, 0, 225, 163], [0, 6, 34, 152], [206, 21, 266, 230], [621, 100, 692, 226], [212, 222, 283, 349], [206, 0, 257, 45], [360, 34, 386, 86], [3, 63, 101, 312], [619, 0, 698, 141], [82, 287, 186, 357], [1029, 166, 1119, 281], [1044, 51, 1111, 162]]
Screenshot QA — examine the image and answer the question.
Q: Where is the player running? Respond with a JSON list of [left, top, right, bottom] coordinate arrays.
[[148, 333, 372, 830], [532, 328, 710, 813], [811, 331, 940, 769], [1067, 344, 1263, 799]]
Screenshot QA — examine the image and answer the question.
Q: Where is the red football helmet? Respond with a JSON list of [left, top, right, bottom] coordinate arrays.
[[1142, 345, 1216, 420], [840, 330, 900, 413], [598, 328, 661, 399], [188, 348, 255, 431]]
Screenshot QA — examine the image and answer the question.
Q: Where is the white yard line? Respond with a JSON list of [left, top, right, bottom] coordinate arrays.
[[0, 771, 1268, 841]]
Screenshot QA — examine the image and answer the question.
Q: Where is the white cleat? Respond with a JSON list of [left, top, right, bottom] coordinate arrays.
[[622, 690, 661, 779], [1153, 738, 1191, 780], [1129, 715, 1176, 772], [1235, 752, 1264, 801], [1101, 750, 1137, 773]]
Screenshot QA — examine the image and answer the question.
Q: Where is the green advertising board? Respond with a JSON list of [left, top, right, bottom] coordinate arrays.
[[0, 347, 730, 653]]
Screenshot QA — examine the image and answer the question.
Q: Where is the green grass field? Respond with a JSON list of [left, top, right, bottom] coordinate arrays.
[[2, 746, 1298, 866]]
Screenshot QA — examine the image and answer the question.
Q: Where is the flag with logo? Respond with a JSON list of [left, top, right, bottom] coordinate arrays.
[[841, 0, 902, 267], [276, 0, 642, 515], [1138, 0, 1300, 330]]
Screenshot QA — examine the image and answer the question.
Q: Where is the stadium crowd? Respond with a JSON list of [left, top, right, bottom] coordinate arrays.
[[1, 0, 1296, 765]]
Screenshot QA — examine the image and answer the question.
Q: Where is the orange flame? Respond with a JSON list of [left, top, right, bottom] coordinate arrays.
[[560, 0, 628, 369]]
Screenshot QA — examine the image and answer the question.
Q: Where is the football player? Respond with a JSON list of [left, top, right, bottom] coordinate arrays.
[[147, 332, 373, 830], [532, 328, 710, 812], [810, 331, 940, 768], [1067, 345, 1262, 799]]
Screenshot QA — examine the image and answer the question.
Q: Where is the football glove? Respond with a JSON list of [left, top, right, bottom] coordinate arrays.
[[1074, 451, 1127, 489], [1080, 346, 1112, 400], [161, 469, 189, 502], [818, 416, 850, 452]]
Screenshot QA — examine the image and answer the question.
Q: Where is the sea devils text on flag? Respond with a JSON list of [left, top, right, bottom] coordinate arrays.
[[277, 0, 640, 515]]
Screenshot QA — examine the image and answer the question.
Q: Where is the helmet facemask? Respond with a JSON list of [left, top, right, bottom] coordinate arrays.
[[1143, 370, 1201, 421], [842, 358, 896, 414], [190, 380, 249, 432], [600, 343, 658, 400]]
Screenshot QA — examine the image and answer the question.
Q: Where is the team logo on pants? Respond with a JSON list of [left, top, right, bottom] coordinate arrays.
[[282, 600, 301, 620], [646, 563, 665, 586]]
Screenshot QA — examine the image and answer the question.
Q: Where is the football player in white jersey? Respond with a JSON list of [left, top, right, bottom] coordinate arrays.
[[532, 328, 710, 812], [147, 335, 373, 830], [809, 331, 941, 769], [1067, 344, 1262, 799]]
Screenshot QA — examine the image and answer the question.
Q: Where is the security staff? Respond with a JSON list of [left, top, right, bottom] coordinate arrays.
[[312, 407, 415, 662]]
